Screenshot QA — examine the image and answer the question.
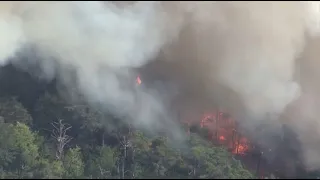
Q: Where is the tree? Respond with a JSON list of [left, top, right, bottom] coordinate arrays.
[[11, 122, 40, 178], [188, 133, 254, 179], [0, 122, 41, 178], [0, 120, 16, 174], [0, 97, 33, 126], [33, 92, 74, 137], [65, 104, 119, 147], [51, 119, 73, 160], [130, 131, 152, 179], [63, 146, 84, 179], [34, 159, 64, 179], [116, 125, 134, 179], [0, 90, 256, 179], [86, 146, 119, 179]]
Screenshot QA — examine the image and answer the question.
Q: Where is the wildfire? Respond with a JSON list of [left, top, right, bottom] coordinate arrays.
[[199, 111, 250, 155], [136, 75, 142, 85], [219, 136, 226, 141], [232, 137, 250, 155], [200, 113, 214, 128], [132, 76, 249, 155], [132, 77, 267, 177]]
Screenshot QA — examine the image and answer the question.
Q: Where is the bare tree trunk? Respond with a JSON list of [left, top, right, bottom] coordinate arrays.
[[102, 130, 105, 147], [117, 125, 133, 179], [122, 155, 125, 179], [51, 118, 73, 160], [117, 162, 120, 179], [131, 148, 136, 179]]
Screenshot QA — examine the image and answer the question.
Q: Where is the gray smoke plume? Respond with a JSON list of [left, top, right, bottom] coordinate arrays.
[[1, 1, 320, 170]]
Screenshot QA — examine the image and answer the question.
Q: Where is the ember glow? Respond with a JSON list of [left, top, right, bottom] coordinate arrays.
[[136, 75, 142, 85], [198, 111, 250, 155], [219, 135, 226, 141]]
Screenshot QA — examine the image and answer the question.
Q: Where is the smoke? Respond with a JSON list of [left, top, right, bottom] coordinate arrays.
[[1, 1, 187, 139], [0, 2, 25, 65], [2, 1, 320, 170]]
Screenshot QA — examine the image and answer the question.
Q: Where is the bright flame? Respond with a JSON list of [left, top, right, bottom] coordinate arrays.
[[134, 77, 249, 155], [136, 75, 142, 85], [198, 111, 250, 155], [219, 135, 226, 141], [232, 137, 250, 155]]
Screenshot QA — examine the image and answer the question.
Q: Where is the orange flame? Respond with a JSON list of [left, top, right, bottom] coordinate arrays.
[[133, 77, 249, 155], [136, 76, 142, 85], [198, 111, 250, 155], [219, 136, 226, 141], [232, 137, 250, 155]]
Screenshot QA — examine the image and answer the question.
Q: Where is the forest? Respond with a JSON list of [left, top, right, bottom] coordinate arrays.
[[0, 64, 255, 179]]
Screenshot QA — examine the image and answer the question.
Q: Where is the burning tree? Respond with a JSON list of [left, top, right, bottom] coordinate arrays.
[[195, 110, 250, 155]]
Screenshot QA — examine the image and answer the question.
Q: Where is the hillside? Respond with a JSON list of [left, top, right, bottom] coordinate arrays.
[[0, 65, 255, 179]]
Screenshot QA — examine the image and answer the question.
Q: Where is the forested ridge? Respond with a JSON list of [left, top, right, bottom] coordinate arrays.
[[0, 65, 256, 179]]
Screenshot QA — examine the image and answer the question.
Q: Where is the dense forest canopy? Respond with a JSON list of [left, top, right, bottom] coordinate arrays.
[[2, 63, 320, 179], [0, 65, 259, 179], [4, 1, 320, 178]]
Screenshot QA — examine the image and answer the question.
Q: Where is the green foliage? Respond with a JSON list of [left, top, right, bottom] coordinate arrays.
[[63, 146, 84, 178], [11, 122, 39, 168], [0, 97, 33, 125], [0, 122, 40, 178], [188, 134, 254, 179], [86, 146, 119, 179], [34, 159, 64, 179], [0, 121, 15, 168], [0, 91, 255, 179]]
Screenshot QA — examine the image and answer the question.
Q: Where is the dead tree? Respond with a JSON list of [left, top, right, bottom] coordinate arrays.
[[117, 125, 133, 179], [51, 118, 73, 160]]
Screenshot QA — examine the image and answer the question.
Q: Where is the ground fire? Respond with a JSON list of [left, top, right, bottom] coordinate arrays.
[[134, 75, 303, 178], [136, 75, 250, 154], [199, 111, 250, 155]]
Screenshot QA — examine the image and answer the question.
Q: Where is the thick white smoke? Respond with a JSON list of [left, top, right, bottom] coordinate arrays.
[[10, 1, 186, 137], [2, 1, 320, 170], [0, 2, 25, 65]]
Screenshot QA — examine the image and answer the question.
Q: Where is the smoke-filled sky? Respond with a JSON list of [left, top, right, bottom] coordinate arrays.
[[2, 1, 320, 170]]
